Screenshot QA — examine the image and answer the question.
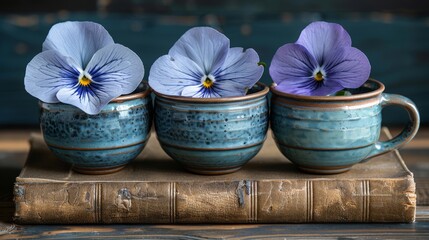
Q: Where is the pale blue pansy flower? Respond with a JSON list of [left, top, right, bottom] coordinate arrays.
[[24, 21, 144, 114], [269, 21, 371, 96], [149, 27, 264, 98]]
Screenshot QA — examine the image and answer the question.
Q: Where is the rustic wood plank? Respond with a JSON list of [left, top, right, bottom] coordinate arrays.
[[2, 0, 428, 14], [399, 147, 429, 206], [416, 206, 429, 222], [1, 11, 429, 126], [1, 222, 429, 239], [416, 180, 429, 206]]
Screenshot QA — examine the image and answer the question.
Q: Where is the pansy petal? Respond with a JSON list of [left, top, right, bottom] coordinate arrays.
[[310, 84, 345, 96], [212, 81, 249, 97], [274, 82, 314, 95], [85, 44, 144, 94], [269, 43, 318, 90], [324, 47, 371, 88], [169, 27, 229, 74], [149, 55, 204, 95], [43, 21, 114, 68], [296, 21, 352, 64], [181, 85, 203, 97], [24, 50, 80, 103], [213, 47, 264, 96], [275, 80, 340, 96], [56, 80, 123, 115], [182, 85, 221, 98]]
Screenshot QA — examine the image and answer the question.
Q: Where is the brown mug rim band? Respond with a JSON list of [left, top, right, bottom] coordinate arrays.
[[152, 82, 269, 103], [270, 78, 385, 101]]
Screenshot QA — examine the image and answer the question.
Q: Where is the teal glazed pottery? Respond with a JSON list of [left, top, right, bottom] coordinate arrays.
[[154, 83, 269, 175], [40, 83, 153, 174], [270, 79, 420, 174]]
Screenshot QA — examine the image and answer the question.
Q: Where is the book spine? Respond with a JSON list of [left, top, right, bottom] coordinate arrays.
[[13, 178, 416, 224]]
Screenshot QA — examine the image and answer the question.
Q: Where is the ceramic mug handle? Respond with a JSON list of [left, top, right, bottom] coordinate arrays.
[[365, 93, 420, 159]]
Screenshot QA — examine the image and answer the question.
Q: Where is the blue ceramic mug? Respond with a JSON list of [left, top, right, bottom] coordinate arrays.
[[154, 83, 269, 175], [270, 79, 420, 174], [40, 82, 153, 174]]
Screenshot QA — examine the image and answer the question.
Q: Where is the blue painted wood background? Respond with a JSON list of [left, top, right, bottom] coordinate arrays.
[[1, 0, 428, 126]]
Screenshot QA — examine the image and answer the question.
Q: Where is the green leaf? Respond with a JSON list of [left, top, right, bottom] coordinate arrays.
[[334, 90, 352, 96]]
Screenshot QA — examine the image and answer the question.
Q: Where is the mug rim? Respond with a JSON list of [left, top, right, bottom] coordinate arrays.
[[152, 82, 269, 103], [39, 81, 151, 107], [270, 78, 385, 101], [111, 81, 151, 102]]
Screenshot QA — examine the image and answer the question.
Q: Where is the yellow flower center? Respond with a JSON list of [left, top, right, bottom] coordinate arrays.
[[314, 71, 324, 81], [202, 77, 214, 88], [79, 76, 91, 86]]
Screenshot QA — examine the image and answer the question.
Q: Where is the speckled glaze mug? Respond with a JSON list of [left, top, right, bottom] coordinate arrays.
[[154, 83, 269, 175], [270, 79, 420, 174], [40, 83, 153, 174]]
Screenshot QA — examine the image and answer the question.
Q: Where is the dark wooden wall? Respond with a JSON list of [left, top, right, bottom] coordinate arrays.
[[1, 0, 428, 126]]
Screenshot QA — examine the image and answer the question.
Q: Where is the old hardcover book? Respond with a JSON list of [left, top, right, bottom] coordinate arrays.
[[14, 128, 416, 224]]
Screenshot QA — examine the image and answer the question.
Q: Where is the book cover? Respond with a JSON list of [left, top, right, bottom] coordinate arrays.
[[14, 128, 416, 224]]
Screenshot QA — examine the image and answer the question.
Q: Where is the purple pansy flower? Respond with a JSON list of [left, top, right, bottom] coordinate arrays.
[[149, 27, 264, 98], [24, 21, 144, 114], [269, 21, 371, 96]]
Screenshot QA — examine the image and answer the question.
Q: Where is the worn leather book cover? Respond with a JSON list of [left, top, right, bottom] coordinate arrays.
[[14, 128, 416, 224]]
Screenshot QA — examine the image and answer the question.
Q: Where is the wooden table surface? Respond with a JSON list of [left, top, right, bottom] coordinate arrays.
[[1, 127, 429, 239]]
